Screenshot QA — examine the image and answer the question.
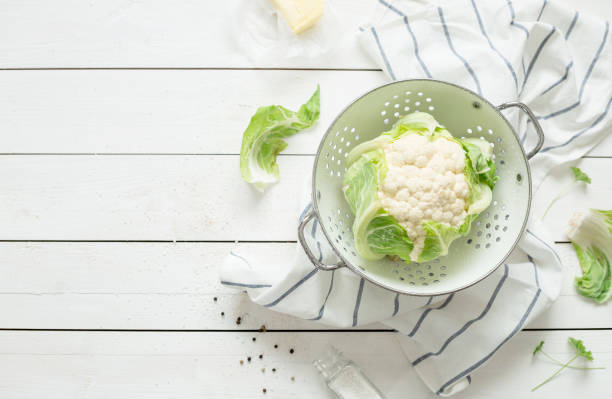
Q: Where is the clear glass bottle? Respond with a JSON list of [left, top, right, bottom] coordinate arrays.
[[313, 347, 386, 399]]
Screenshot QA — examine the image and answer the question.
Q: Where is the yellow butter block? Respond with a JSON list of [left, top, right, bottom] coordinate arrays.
[[270, 0, 323, 34]]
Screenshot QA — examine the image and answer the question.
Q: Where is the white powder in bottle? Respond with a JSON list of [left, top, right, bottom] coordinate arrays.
[[313, 347, 385, 399]]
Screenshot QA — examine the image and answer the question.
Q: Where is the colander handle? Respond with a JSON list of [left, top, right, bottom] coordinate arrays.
[[497, 102, 544, 159], [298, 209, 344, 271]]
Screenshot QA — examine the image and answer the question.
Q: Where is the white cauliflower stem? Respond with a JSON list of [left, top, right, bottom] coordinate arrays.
[[378, 133, 469, 261]]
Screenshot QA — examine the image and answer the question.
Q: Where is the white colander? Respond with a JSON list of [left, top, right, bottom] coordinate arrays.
[[298, 80, 544, 296]]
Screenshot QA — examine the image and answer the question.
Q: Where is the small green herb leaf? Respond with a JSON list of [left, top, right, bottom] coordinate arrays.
[[532, 337, 603, 391], [533, 341, 545, 356], [571, 167, 591, 184], [569, 337, 594, 361]]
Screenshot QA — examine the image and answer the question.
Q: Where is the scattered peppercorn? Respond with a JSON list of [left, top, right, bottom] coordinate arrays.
[[291, 376, 295, 381], [236, 317, 242, 325], [272, 368, 276, 373], [263, 388, 267, 394], [221, 312, 225, 316], [213, 297, 217, 302], [247, 357, 251, 362], [274, 344, 278, 349], [259, 354, 263, 359], [240, 360, 244, 365], [259, 325, 267, 332], [289, 348, 294, 354], [261, 368, 265, 373], [252, 337, 256, 342]]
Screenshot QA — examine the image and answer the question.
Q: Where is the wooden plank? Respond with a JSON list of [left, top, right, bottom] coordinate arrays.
[[0, 69, 610, 155], [0, 70, 387, 154], [0, 0, 609, 69], [0, 329, 609, 398], [0, 156, 609, 242], [0, 241, 605, 330], [0, 0, 375, 69]]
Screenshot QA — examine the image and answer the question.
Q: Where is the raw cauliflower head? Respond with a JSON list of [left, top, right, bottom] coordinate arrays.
[[342, 111, 497, 264], [379, 134, 469, 261]]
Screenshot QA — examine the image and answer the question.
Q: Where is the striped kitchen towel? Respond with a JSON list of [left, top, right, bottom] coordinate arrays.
[[221, 0, 611, 396]]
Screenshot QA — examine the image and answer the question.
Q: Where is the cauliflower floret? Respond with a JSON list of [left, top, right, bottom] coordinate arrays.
[[379, 134, 470, 261]]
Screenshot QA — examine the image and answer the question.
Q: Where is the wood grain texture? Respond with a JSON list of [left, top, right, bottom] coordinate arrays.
[[0, 70, 387, 154], [0, 69, 610, 156], [0, 330, 609, 399], [0, 0, 375, 69], [0, 241, 605, 330], [0, 156, 608, 241]]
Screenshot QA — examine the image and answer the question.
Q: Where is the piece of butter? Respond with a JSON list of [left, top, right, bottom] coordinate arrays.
[[270, 0, 323, 34]]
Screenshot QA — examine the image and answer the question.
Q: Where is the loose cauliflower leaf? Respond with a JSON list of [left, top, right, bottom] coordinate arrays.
[[573, 245, 611, 303], [343, 112, 496, 263], [568, 209, 612, 303], [240, 85, 320, 191]]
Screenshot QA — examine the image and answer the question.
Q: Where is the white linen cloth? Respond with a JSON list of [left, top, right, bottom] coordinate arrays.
[[222, 0, 611, 395]]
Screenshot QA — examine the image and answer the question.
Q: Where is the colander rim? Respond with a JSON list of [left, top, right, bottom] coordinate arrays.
[[310, 78, 533, 296]]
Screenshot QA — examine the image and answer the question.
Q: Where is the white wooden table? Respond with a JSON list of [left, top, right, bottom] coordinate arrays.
[[0, 1, 611, 398]]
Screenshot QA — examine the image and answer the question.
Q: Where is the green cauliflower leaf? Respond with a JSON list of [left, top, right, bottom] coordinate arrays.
[[240, 85, 320, 191]]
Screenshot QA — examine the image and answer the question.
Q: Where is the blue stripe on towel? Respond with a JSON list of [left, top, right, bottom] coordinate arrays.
[[438, 7, 482, 96], [537, 0, 547, 21], [525, 229, 562, 263], [540, 61, 573, 96], [521, 26, 556, 93], [230, 251, 251, 267], [371, 27, 397, 81], [221, 281, 272, 289], [412, 265, 509, 366], [408, 294, 453, 337], [298, 202, 312, 223], [566, 12, 579, 40], [392, 293, 400, 316], [352, 278, 366, 327], [471, 0, 518, 89], [435, 261, 541, 395], [506, 0, 529, 36], [403, 16, 433, 78], [577, 23, 609, 100], [264, 268, 319, 307], [309, 270, 336, 321], [539, 22, 609, 121], [378, 0, 433, 79], [541, 96, 612, 152]]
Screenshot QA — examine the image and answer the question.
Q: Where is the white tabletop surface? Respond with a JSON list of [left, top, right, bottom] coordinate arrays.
[[0, 0, 611, 398]]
